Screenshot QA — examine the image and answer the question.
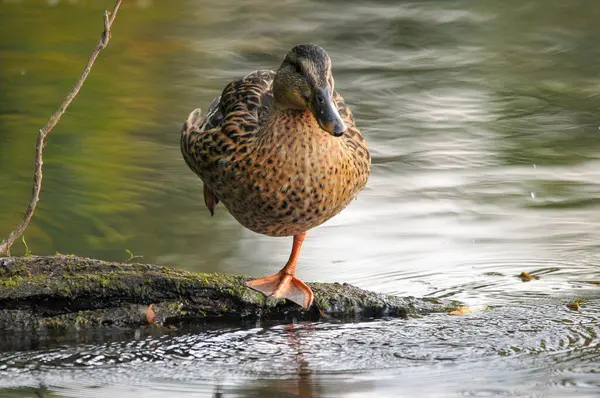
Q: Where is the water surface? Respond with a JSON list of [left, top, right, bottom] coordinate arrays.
[[0, 0, 599, 396]]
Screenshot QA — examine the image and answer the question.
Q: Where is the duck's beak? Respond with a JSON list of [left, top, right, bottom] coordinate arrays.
[[310, 87, 347, 137]]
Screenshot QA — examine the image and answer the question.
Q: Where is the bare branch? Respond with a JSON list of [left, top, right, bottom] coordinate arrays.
[[0, 0, 124, 256]]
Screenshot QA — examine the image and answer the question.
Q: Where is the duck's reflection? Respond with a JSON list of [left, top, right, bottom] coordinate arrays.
[[214, 322, 322, 398], [283, 322, 316, 398]]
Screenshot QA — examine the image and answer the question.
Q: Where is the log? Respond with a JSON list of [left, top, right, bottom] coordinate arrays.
[[0, 255, 458, 332]]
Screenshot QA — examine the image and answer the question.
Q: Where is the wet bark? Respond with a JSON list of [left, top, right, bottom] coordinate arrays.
[[0, 255, 458, 332]]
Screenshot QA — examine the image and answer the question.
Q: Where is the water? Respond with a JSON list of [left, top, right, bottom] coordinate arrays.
[[1, 0, 599, 396]]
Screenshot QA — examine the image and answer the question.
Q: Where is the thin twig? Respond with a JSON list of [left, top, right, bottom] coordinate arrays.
[[0, 0, 124, 256]]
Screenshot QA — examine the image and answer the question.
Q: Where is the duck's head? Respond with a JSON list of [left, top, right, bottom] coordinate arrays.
[[273, 44, 347, 137]]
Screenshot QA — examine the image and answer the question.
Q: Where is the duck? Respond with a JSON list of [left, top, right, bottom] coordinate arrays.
[[180, 44, 370, 310]]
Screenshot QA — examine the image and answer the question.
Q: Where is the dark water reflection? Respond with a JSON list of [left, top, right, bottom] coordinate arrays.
[[1, 301, 599, 397], [1, 0, 600, 396]]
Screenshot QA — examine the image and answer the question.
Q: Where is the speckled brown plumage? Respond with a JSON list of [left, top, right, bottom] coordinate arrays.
[[181, 81, 370, 236], [180, 44, 370, 308]]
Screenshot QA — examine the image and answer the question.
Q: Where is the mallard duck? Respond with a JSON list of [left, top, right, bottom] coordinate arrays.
[[181, 44, 370, 309]]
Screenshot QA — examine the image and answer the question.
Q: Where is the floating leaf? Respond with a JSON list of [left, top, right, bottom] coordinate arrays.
[[518, 271, 539, 282], [567, 299, 584, 311], [449, 306, 474, 316]]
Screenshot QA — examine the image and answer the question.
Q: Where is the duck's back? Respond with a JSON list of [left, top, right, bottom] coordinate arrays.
[[181, 69, 275, 164]]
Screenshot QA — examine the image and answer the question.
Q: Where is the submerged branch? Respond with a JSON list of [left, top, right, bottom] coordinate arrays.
[[0, 0, 123, 256], [0, 255, 459, 332]]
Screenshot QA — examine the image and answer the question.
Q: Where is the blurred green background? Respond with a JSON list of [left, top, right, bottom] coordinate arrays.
[[2, 0, 600, 289], [1, 0, 600, 396]]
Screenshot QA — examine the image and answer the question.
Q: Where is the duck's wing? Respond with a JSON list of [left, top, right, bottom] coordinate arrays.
[[181, 70, 275, 164], [180, 70, 275, 216], [219, 69, 275, 130]]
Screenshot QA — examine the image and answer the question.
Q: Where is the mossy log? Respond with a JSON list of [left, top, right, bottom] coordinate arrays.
[[0, 255, 458, 332]]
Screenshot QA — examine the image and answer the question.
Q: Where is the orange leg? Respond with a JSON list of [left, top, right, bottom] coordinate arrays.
[[245, 232, 314, 309]]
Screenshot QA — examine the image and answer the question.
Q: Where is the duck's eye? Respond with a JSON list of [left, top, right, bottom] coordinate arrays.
[[316, 95, 325, 104], [293, 62, 303, 75]]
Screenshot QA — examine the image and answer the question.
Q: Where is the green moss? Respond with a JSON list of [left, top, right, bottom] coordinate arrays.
[[40, 317, 67, 329], [0, 276, 25, 288], [74, 315, 90, 326], [164, 301, 188, 317], [51, 271, 128, 294], [0, 273, 47, 289], [199, 274, 210, 285], [0, 261, 28, 279]]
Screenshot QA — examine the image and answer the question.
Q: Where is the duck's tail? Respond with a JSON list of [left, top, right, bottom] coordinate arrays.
[[180, 108, 203, 168], [183, 108, 203, 133]]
